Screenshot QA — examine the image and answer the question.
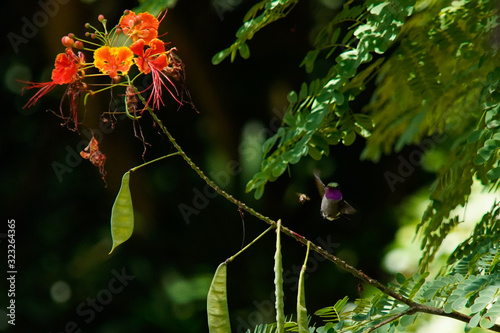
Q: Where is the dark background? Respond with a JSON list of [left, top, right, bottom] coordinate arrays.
[[1, 0, 429, 332]]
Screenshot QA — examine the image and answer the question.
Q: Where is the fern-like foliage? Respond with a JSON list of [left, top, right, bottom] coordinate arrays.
[[415, 65, 500, 270], [235, 0, 416, 199], [313, 205, 500, 332], [212, 0, 299, 64], [448, 202, 500, 276], [313, 271, 500, 332], [246, 323, 277, 333], [356, 0, 500, 269]]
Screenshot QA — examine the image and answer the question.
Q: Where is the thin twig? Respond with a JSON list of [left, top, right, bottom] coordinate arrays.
[[148, 109, 500, 332], [365, 308, 413, 333]]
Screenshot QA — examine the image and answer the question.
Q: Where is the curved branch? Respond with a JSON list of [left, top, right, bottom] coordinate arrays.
[[148, 109, 500, 333]]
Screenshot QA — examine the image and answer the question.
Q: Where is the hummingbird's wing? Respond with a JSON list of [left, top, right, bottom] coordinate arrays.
[[313, 171, 325, 198], [341, 201, 357, 215]]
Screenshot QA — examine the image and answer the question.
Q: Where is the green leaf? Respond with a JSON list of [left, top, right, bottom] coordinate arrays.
[[282, 146, 305, 164], [369, 2, 389, 15], [288, 90, 298, 104], [335, 50, 359, 78], [301, 49, 320, 73], [275, 220, 285, 333], [298, 82, 308, 101], [487, 167, 500, 180], [395, 273, 406, 285], [243, 1, 266, 22], [207, 262, 231, 333], [254, 184, 265, 200], [443, 302, 453, 313], [395, 110, 426, 152], [451, 297, 467, 311], [342, 129, 356, 146], [238, 42, 250, 59], [212, 48, 231, 65], [474, 140, 498, 165], [400, 314, 416, 327], [467, 129, 484, 143], [308, 145, 323, 160], [470, 297, 492, 314], [331, 28, 341, 45], [483, 301, 500, 328], [109, 171, 134, 254], [236, 20, 253, 38], [469, 312, 481, 328], [270, 158, 288, 177]]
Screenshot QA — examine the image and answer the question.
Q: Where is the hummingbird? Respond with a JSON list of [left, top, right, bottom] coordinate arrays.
[[314, 172, 356, 220]]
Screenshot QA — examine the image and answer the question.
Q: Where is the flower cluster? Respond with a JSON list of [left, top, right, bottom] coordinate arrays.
[[23, 11, 184, 122], [22, 10, 189, 181]]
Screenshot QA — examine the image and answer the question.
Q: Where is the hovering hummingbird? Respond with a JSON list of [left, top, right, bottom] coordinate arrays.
[[314, 172, 356, 220]]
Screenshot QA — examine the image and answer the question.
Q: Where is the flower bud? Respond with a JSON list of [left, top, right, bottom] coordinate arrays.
[[75, 41, 84, 50], [98, 14, 105, 22], [133, 15, 142, 26], [61, 36, 75, 48]]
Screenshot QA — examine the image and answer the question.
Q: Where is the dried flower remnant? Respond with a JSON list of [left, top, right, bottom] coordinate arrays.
[[80, 136, 107, 183], [125, 85, 140, 119]]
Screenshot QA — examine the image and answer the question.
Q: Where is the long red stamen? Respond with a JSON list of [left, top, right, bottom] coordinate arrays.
[[22, 82, 57, 108]]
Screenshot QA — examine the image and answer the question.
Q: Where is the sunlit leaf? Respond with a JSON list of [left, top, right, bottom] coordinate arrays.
[[238, 42, 250, 59], [207, 262, 231, 333], [212, 48, 231, 65], [486, 167, 500, 180]]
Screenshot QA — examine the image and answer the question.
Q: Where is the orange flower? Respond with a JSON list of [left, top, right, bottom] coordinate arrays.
[[129, 38, 168, 74], [52, 48, 85, 84], [128, 38, 181, 110], [119, 11, 159, 43], [93, 46, 134, 80], [23, 48, 85, 108]]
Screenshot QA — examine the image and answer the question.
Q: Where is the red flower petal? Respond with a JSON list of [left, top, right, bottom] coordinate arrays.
[[119, 11, 159, 43]]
